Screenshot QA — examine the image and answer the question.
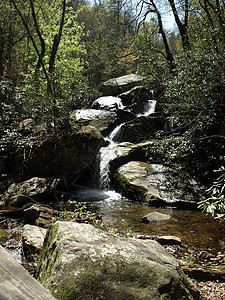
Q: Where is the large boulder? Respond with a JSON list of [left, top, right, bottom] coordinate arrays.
[[37, 221, 199, 300], [100, 74, 146, 96], [70, 109, 116, 136], [92, 96, 124, 110], [119, 86, 153, 106], [26, 126, 104, 178], [114, 161, 201, 208], [3, 125, 104, 179], [114, 116, 165, 143]]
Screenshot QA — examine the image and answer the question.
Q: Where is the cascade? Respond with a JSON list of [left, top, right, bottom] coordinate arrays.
[[98, 95, 157, 191]]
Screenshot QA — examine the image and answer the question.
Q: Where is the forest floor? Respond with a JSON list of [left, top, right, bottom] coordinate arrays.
[[194, 280, 225, 299]]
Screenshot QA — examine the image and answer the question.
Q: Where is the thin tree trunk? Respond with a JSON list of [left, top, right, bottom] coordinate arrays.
[[168, 0, 191, 51], [11, 0, 52, 95], [29, 0, 45, 75], [150, 0, 174, 68]]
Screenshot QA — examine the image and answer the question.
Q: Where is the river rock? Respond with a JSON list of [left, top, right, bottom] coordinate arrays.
[[70, 109, 116, 135], [23, 203, 57, 228], [142, 212, 171, 223], [110, 138, 185, 176], [22, 224, 47, 259], [5, 125, 104, 179], [100, 74, 146, 96], [114, 161, 199, 208], [137, 234, 181, 246], [4, 177, 58, 207], [0, 228, 9, 245], [180, 261, 225, 281], [118, 86, 152, 106], [92, 96, 124, 111], [156, 236, 182, 246], [37, 221, 199, 299], [0, 245, 56, 300], [115, 115, 165, 143]]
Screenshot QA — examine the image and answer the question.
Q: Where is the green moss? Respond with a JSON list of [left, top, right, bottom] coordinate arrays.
[[114, 171, 147, 202], [37, 224, 59, 282], [0, 228, 9, 245]]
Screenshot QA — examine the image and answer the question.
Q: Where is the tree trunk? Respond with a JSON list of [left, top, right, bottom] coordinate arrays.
[[150, 0, 174, 68], [168, 0, 191, 51]]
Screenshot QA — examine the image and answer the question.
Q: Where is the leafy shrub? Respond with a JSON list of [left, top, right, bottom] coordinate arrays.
[[198, 168, 225, 223]]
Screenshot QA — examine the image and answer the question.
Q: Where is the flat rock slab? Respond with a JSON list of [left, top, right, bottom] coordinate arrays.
[[142, 212, 171, 223], [0, 245, 56, 300]]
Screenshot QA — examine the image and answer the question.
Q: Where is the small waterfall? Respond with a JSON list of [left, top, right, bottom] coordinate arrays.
[[98, 95, 156, 191], [99, 124, 124, 189], [137, 100, 157, 116]]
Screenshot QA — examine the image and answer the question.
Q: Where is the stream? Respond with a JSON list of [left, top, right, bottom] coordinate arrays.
[[70, 95, 225, 261]]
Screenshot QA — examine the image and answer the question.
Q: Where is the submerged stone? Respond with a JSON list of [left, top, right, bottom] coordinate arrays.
[[142, 212, 171, 223]]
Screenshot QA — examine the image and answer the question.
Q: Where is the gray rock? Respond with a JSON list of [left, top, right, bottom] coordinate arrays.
[[100, 74, 146, 96], [0, 245, 56, 299], [137, 234, 181, 246], [23, 203, 56, 228], [142, 212, 171, 223], [118, 86, 152, 106], [70, 109, 116, 136], [22, 224, 47, 258], [92, 96, 124, 110], [5, 125, 104, 179], [37, 221, 199, 300], [114, 161, 200, 208], [156, 236, 182, 245], [5, 177, 57, 207]]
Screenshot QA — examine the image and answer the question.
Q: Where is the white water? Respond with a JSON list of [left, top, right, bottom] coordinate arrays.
[[137, 100, 157, 116], [73, 109, 112, 120]]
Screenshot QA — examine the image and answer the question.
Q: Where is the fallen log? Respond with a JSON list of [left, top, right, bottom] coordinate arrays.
[[0, 245, 56, 300]]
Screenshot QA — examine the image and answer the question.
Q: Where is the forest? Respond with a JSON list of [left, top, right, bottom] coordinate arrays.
[[0, 0, 225, 219]]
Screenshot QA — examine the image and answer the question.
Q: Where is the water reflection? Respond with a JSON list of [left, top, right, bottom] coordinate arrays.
[[71, 188, 225, 253]]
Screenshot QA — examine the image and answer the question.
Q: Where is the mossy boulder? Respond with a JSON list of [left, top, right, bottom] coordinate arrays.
[[37, 221, 199, 300]]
